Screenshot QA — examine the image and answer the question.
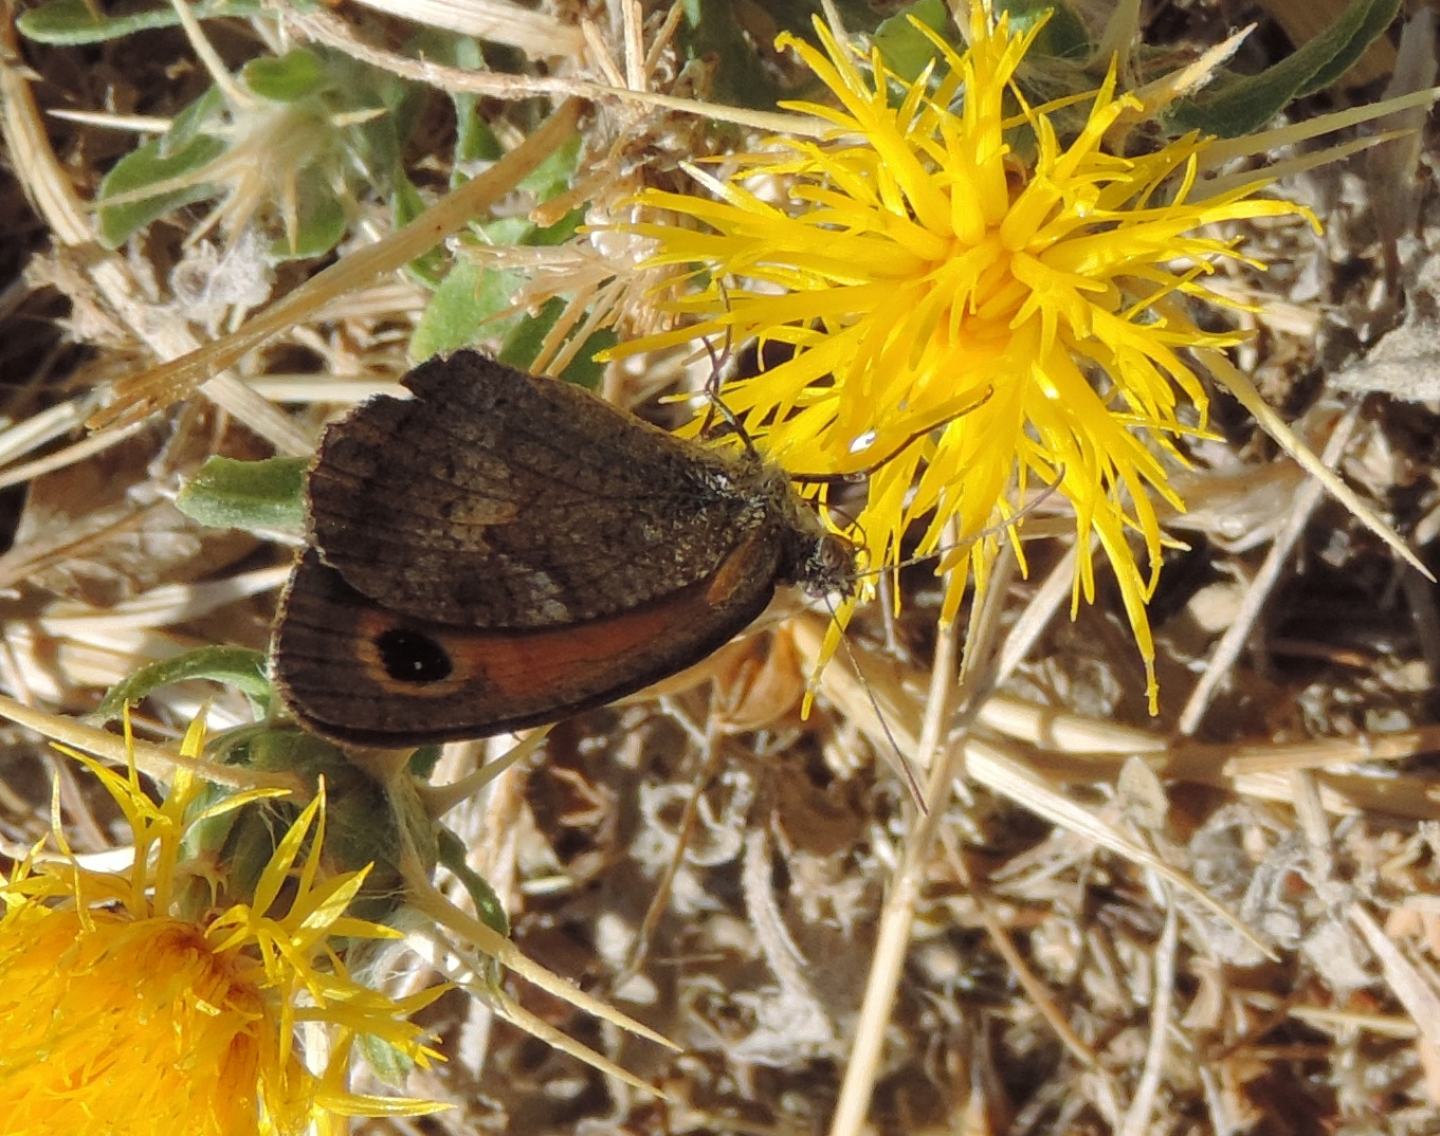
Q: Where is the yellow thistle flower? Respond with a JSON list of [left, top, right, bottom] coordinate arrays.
[[0, 716, 446, 1136], [611, 10, 1314, 710]]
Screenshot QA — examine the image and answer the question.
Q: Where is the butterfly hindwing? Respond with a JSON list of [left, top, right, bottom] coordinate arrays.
[[273, 538, 781, 744]]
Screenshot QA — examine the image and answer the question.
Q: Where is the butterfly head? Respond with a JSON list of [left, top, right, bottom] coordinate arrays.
[[767, 479, 859, 599], [795, 527, 859, 598]]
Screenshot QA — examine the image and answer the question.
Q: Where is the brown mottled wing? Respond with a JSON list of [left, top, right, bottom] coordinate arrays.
[[273, 534, 780, 745], [306, 352, 757, 628]]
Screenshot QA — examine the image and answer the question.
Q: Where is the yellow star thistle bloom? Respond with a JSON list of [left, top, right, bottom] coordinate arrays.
[[611, 11, 1314, 710], [0, 716, 446, 1136]]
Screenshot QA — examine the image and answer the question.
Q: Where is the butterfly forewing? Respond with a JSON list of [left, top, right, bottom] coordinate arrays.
[[306, 354, 761, 628]]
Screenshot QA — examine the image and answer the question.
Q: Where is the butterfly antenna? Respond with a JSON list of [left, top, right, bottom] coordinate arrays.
[[697, 332, 724, 438], [696, 284, 762, 461], [824, 594, 929, 814], [788, 385, 995, 486]]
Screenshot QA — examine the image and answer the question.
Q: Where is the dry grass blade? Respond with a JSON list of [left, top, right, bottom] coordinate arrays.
[[401, 868, 679, 1053], [351, 0, 586, 57], [1177, 403, 1364, 734], [0, 694, 297, 792], [965, 737, 1269, 956]]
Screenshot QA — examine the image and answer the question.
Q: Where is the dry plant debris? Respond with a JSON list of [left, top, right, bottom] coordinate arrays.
[[2, 2, 1440, 1134]]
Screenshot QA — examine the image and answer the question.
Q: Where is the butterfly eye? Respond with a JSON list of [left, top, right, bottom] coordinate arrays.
[[796, 531, 857, 597], [375, 628, 453, 684]]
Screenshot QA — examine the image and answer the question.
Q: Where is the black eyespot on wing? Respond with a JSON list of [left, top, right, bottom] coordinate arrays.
[[375, 628, 453, 683]]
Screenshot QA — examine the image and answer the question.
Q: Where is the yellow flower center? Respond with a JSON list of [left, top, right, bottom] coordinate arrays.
[[0, 907, 268, 1136]]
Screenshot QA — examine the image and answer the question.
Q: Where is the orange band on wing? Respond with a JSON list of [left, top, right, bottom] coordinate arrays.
[[443, 588, 710, 698]]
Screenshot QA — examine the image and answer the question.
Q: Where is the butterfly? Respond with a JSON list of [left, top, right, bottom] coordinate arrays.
[[272, 351, 857, 746]]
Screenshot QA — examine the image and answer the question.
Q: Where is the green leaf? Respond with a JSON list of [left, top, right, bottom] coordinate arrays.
[[518, 131, 581, 200], [410, 123, 583, 358], [97, 133, 225, 248], [407, 744, 444, 779], [473, 205, 581, 251], [243, 48, 327, 102], [176, 456, 308, 533], [530, 206, 585, 248], [498, 298, 615, 389], [1294, 0, 1400, 95], [409, 260, 523, 362], [439, 829, 510, 938], [92, 646, 271, 723], [498, 297, 564, 372], [873, 0, 950, 82], [1167, 0, 1401, 137], [680, 0, 781, 109], [326, 52, 411, 186], [559, 330, 617, 389], [406, 28, 502, 170], [357, 1034, 423, 1090], [455, 94, 503, 168], [392, 173, 449, 286], [270, 171, 347, 260], [391, 170, 427, 231], [18, 0, 261, 45], [163, 87, 225, 156], [996, 0, 1091, 61], [477, 215, 537, 246]]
